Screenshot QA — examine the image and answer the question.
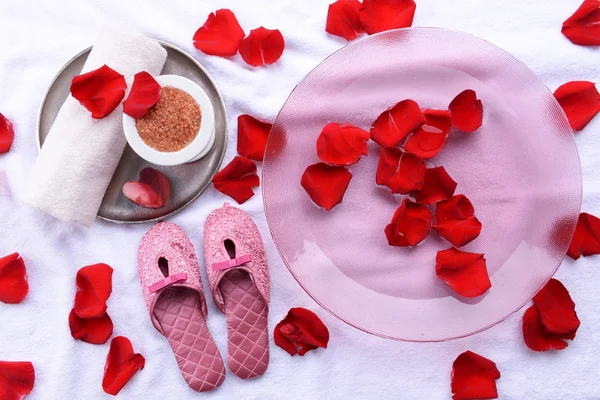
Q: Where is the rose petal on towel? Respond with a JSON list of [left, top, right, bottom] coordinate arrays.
[[522, 305, 571, 352], [562, 0, 600, 46], [239, 27, 285, 67], [122, 168, 171, 209], [316, 122, 370, 166], [359, 0, 417, 34], [384, 198, 432, 247], [122, 72, 161, 119], [404, 109, 453, 159], [532, 278, 580, 336], [74, 263, 113, 319], [193, 9, 246, 56], [0, 113, 15, 154], [326, 0, 365, 40], [554, 81, 600, 132], [436, 248, 491, 298], [433, 194, 482, 247], [0, 253, 28, 304], [370, 100, 426, 148], [451, 351, 500, 400], [274, 308, 330, 356], [70, 65, 127, 119], [376, 148, 425, 194], [102, 336, 145, 396], [413, 166, 457, 205], [237, 114, 273, 161], [0, 361, 35, 400], [69, 309, 113, 345], [213, 156, 260, 204], [449, 90, 483, 133], [301, 163, 352, 211], [567, 212, 600, 259]]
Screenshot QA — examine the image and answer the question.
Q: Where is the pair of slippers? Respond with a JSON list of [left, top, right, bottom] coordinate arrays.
[[137, 203, 270, 392]]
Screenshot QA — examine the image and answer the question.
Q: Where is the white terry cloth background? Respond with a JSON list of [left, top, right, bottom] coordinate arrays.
[[0, 0, 598, 399]]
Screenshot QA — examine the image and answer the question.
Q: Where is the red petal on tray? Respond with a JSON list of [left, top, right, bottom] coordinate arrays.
[[326, 0, 365, 41], [376, 148, 425, 194], [0, 361, 35, 400], [239, 27, 285, 67], [436, 248, 491, 298], [533, 278, 580, 335], [413, 166, 457, 205], [0, 253, 28, 304], [562, 0, 600, 46], [451, 351, 500, 400], [433, 194, 482, 247], [384, 198, 432, 247], [102, 336, 145, 396], [522, 305, 572, 352], [122, 167, 171, 209], [301, 163, 352, 211], [370, 100, 426, 148], [316, 122, 370, 166], [213, 156, 260, 204], [237, 114, 272, 161], [359, 0, 417, 35], [449, 90, 483, 133], [69, 309, 113, 345], [0, 113, 15, 154], [554, 81, 600, 132], [70, 65, 127, 119], [193, 9, 245, 57], [274, 308, 330, 356], [122, 72, 161, 119], [74, 263, 113, 319], [568, 212, 600, 259], [404, 109, 453, 159]]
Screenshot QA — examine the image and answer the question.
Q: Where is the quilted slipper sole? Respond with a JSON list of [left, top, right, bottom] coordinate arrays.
[[220, 270, 269, 379], [154, 287, 225, 392]]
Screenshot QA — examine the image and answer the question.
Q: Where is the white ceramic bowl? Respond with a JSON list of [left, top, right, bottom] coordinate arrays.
[[123, 75, 215, 166]]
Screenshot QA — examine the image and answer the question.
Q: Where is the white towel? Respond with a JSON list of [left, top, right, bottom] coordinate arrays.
[[23, 25, 167, 226]]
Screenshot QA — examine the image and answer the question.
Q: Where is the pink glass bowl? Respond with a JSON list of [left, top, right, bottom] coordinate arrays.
[[263, 28, 582, 341]]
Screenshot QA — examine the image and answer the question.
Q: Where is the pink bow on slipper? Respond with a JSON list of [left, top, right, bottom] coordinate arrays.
[[212, 254, 252, 271], [149, 272, 188, 293]]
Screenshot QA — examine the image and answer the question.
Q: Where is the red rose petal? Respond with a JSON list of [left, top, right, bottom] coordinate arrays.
[[239, 27, 285, 67], [404, 109, 453, 159], [102, 336, 145, 396], [316, 122, 370, 166], [213, 156, 260, 204], [568, 212, 600, 259], [74, 263, 113, 319], [433, 194, 482, 247], [376, 148, 425, 194], [359, 0, 417, 35], [370, 100, 426, 148], [451, 351, 500, 400], [413, 166, 457, 205], [522, 305, 570, 352], [193, 9, 245, 57], [237, 114, 272, 161], [274, 307, 330, 356], [70, 65, 127, 119], [532, 278, 580, 335], [122, 72, 161, 119], [326, 0, 365, 41], [122, 167, 171, 209], [301, 163, 352, 211], [449, 90, 483, 133], [554, 81, 600, 132], [0, 361, 35, 400], [0, 113, 15, 154], [562, 0, 600, 46], [436, 248, 491, 298], [69, 309, 113, 345], [0, 253, 28, 304], [385, 198, 432, 247]]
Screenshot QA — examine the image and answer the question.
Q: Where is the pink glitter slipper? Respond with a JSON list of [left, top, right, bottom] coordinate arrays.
[[138, 222, 225, 392], [204, 203, 270, 379]]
